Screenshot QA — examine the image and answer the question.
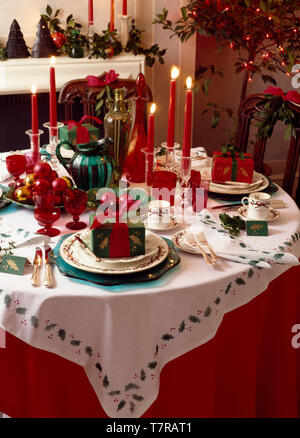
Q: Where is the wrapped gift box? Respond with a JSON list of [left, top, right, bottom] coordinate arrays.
[[212, 151, 254, 183], [59, 123, 100, 147], [89, 214, 145, 258]]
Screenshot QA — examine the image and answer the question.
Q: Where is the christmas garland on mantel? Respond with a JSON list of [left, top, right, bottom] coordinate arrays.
[[42, 5, 166, 67]]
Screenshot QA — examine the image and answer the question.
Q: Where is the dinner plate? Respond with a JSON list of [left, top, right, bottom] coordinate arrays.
[[60, 230, 170, 275], [201, 168, 269, 195]]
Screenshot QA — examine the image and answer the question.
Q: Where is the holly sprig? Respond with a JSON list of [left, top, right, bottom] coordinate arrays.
[[0, 241, 16, 260], [41, 5, 64, 33], [0, 42, 7, 61], [90, 28, 122, 60]]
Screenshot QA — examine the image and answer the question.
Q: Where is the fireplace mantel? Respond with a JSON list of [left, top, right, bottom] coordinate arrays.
[[0, 53, 145, 95]]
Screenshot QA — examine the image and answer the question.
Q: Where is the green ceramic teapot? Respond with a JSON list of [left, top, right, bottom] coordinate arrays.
[[56, 138, 115, 191]]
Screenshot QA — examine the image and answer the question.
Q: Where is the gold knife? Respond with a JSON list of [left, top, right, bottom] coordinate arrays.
[[31, 247, 42, 287], [43, 245, 53, 288]]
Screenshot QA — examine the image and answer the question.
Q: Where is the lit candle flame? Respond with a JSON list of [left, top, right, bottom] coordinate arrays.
[[31, 85, 37, 94], [186, 76, 192, 90], [50, 56, 56, 67], [150, 103, 156, 114], [171, 66, 180, 80]]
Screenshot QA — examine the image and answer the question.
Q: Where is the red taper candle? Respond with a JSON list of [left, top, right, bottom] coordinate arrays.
[[182, 77, 193, 167], [31, 84, 39, 155], [122, 0, 127, 15], [49, 56, 57, 136], [167, 66, 180, 148], [110, 0, 115, 31], [88, 0, 94, 22], [146, 103, 156, 186]]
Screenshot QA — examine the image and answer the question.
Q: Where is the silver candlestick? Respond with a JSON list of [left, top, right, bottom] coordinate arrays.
[[119, 15, 131, 50]]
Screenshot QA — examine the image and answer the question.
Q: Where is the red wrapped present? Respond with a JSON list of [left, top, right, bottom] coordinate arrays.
[[212, 146, 254, 184]]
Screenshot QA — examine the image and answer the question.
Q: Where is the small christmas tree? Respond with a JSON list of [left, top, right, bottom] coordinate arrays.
[[6, 19, 30, 59], [31, 16, 57, 58]]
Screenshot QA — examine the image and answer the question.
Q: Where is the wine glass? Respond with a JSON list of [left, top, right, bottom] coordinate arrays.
[[63, 189, 87, 231], [6, 154, 26, 187], [34, 191, 61, 237]]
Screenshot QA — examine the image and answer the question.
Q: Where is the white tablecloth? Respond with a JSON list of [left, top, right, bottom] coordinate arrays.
[[0, 185, 299, 418]]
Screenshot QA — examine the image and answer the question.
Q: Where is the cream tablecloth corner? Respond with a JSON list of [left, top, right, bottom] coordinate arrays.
[[0, 185, 299, 418]]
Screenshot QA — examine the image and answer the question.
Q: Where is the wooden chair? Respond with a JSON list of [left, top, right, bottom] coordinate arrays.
[[58, 73, 153, 137], [236, 93, 300, 200]]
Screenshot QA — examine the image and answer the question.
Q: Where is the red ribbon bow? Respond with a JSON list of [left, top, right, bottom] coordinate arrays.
[[65, 115, 102, 144], [263, 86, 300, 104], [86, 70, 120, 87]]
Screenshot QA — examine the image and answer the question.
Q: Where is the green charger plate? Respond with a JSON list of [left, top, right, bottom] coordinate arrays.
[[48, 234, 181, 287]]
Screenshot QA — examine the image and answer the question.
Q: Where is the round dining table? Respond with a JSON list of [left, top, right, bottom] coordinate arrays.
[[0, 180, 299, 419]]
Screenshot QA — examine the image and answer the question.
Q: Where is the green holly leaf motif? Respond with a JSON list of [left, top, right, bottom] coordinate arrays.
[[274, 253, 284, 260], [4, 295, 11, 308], [155, 345, 159, 355], [0, 289, 3, 295], [130, 402, 135, 413], [291, 235, 296, 243], [179, 320, 186, 333], [95, 362, 102, 373], [140, 369, 146, 381], [204, 306, 212, 317], [132, 394, 144, 402], [278, 246, 285, 251], [249, 260, 259, 266], [248, 268, 254, 278], [85, 346, 93, 357], [125, 383, 140, 391], [225, 282, 232, 295], [161, 333, 174, 341], [235, 278, 246, 286], [58, 329, 66, 341], [117, 400, 126, 411], [148, 361, 157, 369], [15, 307, 27, 315], [108, 390, 121, 396], [189, 315, 201, 323], [45, 323, 57, 331], [215, 297, 221, 305], [103, 374, 110, 388], [70, 339, 81, 346], [240, 243, 246, 248], [30, 316, 39, 328], [284, 242, 292, 246]]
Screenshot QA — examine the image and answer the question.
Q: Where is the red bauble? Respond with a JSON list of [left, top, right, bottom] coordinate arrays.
[[51, 32, 66, 49], [50, 170, 59, 180], [33, 162, 52, 179], [52, 177, 67, 193], [34, 178, 51, 193], [15, 178, 25, 188], [105, 46, 114, 58]]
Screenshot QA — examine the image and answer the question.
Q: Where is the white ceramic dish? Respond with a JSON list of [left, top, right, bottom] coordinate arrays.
[[60, 230, 169, 274], [238, 206, 280, 222]]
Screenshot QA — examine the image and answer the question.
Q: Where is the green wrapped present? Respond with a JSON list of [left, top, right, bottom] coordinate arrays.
[[89, 214, 145, 258], [59, 116, 102, 149]]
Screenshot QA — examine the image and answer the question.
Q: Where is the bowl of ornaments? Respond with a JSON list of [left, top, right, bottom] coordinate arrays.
[[4, 161, 73, 209]]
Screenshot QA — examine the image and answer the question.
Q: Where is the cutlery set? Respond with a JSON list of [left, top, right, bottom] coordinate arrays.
[[185, 231, 220, 265], [31, 245, 53, 288]]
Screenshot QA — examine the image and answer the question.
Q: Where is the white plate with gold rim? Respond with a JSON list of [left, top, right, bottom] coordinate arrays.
[[238, 206, 280, 222], [60, 230, 169, 275], [201, 167, 269, 195]]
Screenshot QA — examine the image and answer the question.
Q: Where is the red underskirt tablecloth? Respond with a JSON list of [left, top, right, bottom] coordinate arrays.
[[0, 265, 299, 418]]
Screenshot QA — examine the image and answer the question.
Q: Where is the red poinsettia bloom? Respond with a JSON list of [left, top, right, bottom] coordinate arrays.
[[263, 86, 285, 97], [284, 90, 300, 105]]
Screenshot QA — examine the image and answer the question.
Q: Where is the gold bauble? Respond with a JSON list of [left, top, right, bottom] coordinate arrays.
[[24, 173, 37, 187], [14, 186, 32, 203], [61, 176, 73, 189]]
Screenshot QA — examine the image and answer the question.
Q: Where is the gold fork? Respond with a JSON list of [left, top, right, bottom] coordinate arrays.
[[184, 232, 214, 265], [196, 232, 220, 262]]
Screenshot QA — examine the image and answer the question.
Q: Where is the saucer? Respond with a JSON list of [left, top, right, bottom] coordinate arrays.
[[238, 206, 280, 222], [145, 217, 180, 231]]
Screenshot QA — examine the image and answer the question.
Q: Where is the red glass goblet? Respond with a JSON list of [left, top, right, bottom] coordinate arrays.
[[63, 189, 87, 231], [6, 154, 26, 187], [34, 191, 61, 237]]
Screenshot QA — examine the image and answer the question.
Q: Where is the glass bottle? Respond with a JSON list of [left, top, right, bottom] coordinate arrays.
[[104, 88, 132, 183]]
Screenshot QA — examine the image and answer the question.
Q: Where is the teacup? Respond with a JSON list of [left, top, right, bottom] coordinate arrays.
[[242, 192, 271, 220], [147, 199, 171, 228]]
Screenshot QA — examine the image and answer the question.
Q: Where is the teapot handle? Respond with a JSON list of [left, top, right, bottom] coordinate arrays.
[[56, 141, 78, 170]]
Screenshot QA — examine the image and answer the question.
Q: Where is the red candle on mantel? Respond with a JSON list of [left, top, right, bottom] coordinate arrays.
[[146, 103, 156, 186], [31, 85, 39, 154], [49, 56, 57, 136], [122, 0, 127, 15], [110, 0, 115, 31], [182, 76, 193, 167], [167, 66, 180, 149], [88, 0, 94, 22]]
